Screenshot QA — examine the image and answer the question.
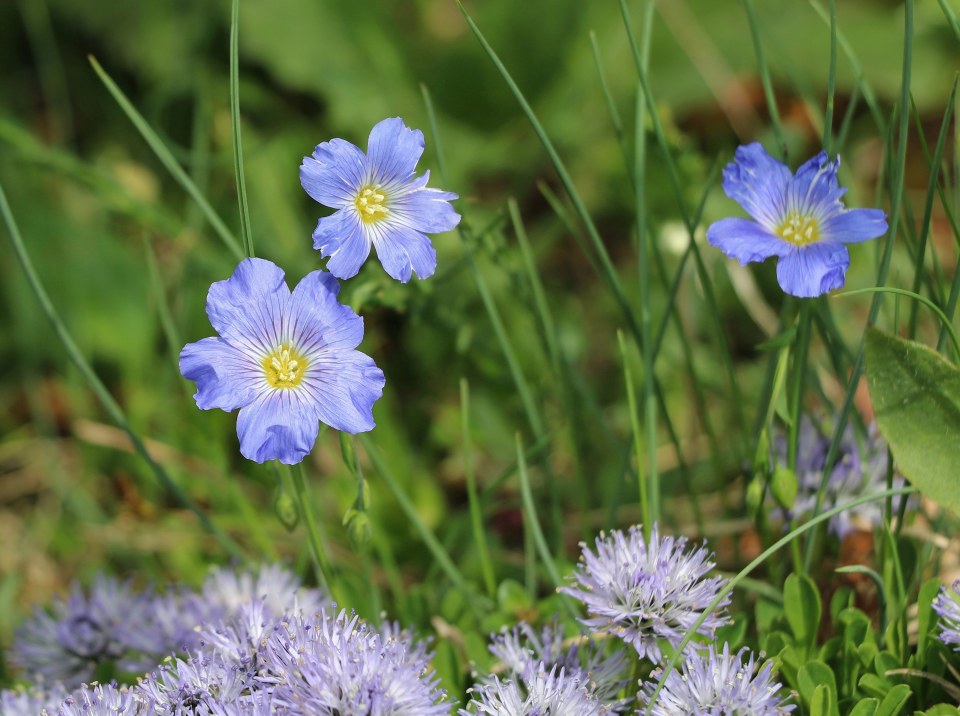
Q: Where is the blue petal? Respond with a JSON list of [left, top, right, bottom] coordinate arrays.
[[786, 151, 846, 218], [365, 117, 425, 188], [300, 138, 366, 208], [775, 243, 850, 297], [822, 208, 888, 244], [706, 218, 791, 265], [391, 184, 461, 234], [206, 258, 288, 351], [312, 209, 372, 280], [300, 350, 385, 434], [370, 223, 437, 283], [236, 390, 320, 464], [721, 143, 792, 228], [288, 270, 365, 353], [179, 337, 260, 411]]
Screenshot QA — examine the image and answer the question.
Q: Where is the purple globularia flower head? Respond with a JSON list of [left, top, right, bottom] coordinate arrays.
[[461, 665, 607, 716], [641, 643, 794, 715], [933, 580, 960, 649], [135, 653, 251, 714], [199, 563, 329, 620], [773, 418, 906, 538], [300, 117, 461, 283], [55, 682, 152, 716], [11, 574, 156, 688], [0, 683, 68, 716], [706, 143, 887, 297], [560, 525, 730, 663], [488, 621, 631, 712], [262, 608, 449, 715], [179, 258, 385, 464]]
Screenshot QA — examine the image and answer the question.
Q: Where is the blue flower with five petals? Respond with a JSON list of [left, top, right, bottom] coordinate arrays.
[[706, 143, 887, 297], [300, 117, 461, 283], [179, 258, 385, 464]]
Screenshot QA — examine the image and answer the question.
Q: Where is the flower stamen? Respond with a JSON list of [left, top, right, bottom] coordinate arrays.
[[776, 211, 820, 246], [355, 185, 388, 224], [263, 345, 307, 389]]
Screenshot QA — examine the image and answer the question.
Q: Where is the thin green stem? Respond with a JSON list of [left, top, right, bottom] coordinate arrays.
[[837, 287, 960, 361], [360, 435, 486, 612], [0, 181, 245, 561], [802, 0, 913, 572], [88, 56, 245, 261], [515, 433, 577, 618], [289, 463, 333, 595], [230, 0, 254, 258], [461, 379, 497, 598], [823, 0, 837, 156], [742, 0, 786, 156], [619, 331, 650, 538]]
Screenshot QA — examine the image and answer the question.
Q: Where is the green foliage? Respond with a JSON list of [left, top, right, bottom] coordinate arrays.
[[866, 328, 960, 515]]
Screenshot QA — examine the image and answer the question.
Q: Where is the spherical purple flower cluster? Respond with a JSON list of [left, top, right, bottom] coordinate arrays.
[[462, 665, 608, 716], [933, 580, 960, 649], [560, 525, 730, 662], [641, 643, 794, 715], [3, 564, 446, 716], [772, 418, 908, 538]]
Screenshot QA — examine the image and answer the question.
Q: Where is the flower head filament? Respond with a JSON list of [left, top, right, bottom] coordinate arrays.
[[355, 185, 388, 224], [776, 211, 820, 246], [263, 344, 306, 389]]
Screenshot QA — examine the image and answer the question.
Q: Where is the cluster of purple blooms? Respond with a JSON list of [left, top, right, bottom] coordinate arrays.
[[2, 528, 799, 715], [180, 117, 461, 465], [772, 418, 906, 538], [2, 564, 448, 715]]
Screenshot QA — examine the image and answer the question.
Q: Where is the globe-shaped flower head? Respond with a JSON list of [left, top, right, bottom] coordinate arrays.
[[560, 525, 730, 663], [706, 143, 887, 297], [300, 117, 461, 283], [180, 258, 385, 464]]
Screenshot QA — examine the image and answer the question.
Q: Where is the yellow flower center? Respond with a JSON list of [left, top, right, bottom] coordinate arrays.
[[262, 344, 307, 389], [776, 212, 820, 246], [354, 185, 389, 224]]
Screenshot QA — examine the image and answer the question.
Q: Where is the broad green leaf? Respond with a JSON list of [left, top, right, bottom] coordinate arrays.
[[800, 661, 838, 716], [865, 328, 960, 514], [784, 573, 822, 653], [851, 699, 880, 716], [876, 684, 912, 716]]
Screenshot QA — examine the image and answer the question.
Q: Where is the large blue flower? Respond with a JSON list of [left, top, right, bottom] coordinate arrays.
[[707, 143, 887, 297], [300, 117, 461, 283], [180, 258, 385, 464]]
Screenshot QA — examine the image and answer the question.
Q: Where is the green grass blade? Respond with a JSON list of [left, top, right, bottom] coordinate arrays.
[[741, 0, 787, 155], [803, 0, 914, 572], [0, 181, 246, 561], [461, 379, 497, 598], [360, 435, 486, 612], [230, 0, 254, 258], [89, 56, 245, 261], [908, 76, 958, 336], [823, 0, 838, 155]]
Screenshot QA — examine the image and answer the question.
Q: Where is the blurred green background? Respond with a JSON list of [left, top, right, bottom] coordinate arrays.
[[1, 0, 958, 677]]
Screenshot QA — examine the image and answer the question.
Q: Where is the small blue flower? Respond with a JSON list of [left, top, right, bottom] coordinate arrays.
[[707, 143, 887, 297], [300, 117, 461, 283], [180, 258, 385, 464]]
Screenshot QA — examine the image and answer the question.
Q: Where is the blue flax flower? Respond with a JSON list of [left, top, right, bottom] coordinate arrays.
[[707, 143, 887, 297], [180, 258, 385, 464], [300, 117, 461, 283], [641, 644, 794, 715], [560, 525, 729, 663]]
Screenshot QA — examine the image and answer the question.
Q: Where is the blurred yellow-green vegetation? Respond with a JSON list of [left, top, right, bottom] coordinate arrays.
[[1, 0, 959, 682]]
